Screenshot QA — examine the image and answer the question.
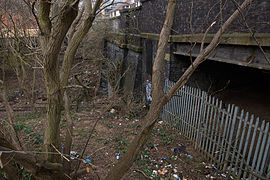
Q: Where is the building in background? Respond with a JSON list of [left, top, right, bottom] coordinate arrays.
[[108, 0, 141, 18], [0, 0, 37, 37]]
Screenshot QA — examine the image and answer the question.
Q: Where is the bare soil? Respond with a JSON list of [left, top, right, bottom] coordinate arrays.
[[0, 66, 230, 180]]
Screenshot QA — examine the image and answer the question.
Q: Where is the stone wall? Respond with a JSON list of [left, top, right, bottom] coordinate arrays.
[[120, 0, 270, 34]]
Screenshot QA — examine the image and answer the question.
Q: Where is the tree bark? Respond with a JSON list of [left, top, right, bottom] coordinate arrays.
[[39, 1, 79, 163], [60, 0, 103, 87]]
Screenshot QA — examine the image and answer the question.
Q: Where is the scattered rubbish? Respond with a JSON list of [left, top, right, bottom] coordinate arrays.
[[144, 155, 150, 158], [158, 121, 163, 125], [166, 164, 172, 169], [173, 173, 187, 180], [86, 167, 90, 173], [221, 174, 226, 177], [119, 123, 122, 126], [157, 128, 160, 132], [61, 147, 64, 150], [162, 157, 168, 161], [100, 116, 104, 119], [70, 151, 79, 159], [116, 153, 120, 160], [173, 174, 179, 179], [206, 174, 217, 179], [158, 169, 166, 175], [85, 157, 92, 163], [187, 154, 193, 158], [110, 108, 116, 114], [152, 170, 158, 175]]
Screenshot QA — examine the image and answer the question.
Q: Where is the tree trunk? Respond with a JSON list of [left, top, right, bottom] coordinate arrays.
[[39, 1, 79, 162], [60, 0, 103, 87]]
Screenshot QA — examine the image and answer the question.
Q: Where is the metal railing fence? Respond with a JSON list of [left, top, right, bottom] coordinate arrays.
[[162, 80, 270, 179]]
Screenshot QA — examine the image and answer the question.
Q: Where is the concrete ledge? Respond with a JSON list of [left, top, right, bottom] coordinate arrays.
[[107, 40, 142, 53], [127, 44, 143, 52], [141, 33, 270, 46], [173, 51, 270, 70], [141, 33, 159, 41]]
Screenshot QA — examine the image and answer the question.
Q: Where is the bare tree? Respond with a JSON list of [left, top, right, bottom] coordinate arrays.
[[0, 0, 254, 179], [0, 0, 109, 179]]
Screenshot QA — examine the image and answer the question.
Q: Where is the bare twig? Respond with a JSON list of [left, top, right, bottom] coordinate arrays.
[[74, 117, 100, 175], [51, 144, 70, 162], [134, 169, 152, 179]]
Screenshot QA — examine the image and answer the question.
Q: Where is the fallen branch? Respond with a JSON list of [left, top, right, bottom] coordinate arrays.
[[134, 169, 152, 180]]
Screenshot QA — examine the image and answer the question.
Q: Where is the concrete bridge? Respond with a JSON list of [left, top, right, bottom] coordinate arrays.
[[104, 0, 270, 121]]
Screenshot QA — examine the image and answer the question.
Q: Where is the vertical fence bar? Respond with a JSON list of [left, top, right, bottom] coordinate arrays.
[[171, 96, 176, 125], [175, 89, 181, 131], [219, 104, 231, 163], [206, 97, 215, 159], [213, 100, 222, 162], [197, 91, 206, 150], [235, 112, 249, 176], [249, 121, 265, 180], [202, 96, 211, 154], [183, 86, 190, 137], [243, 118, 259, 179], [190, 87, 196, 140], [190, 87, 196, 141], [194, 89, 200, 142], [186, 86, 192, 139], [223, 106, 238, 171], [210, 99, 219, 163], [178, 87, 184, 135], [267, 165, 270, 179], [180, 87, 186, 134], [229, 110, 244, 175], [217, 104, 226, 166], [238, 115, 254, 178], [260, 123, 270, 177], [222, 105, 235, 164], [267, 151, 270, 179], [199, 91, 207, 150], [255, 122, 269, 178]]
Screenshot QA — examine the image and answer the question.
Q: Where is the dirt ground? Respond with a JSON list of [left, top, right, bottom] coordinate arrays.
[[0, 64, 231, 180], [0, 93, 232, 180]]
